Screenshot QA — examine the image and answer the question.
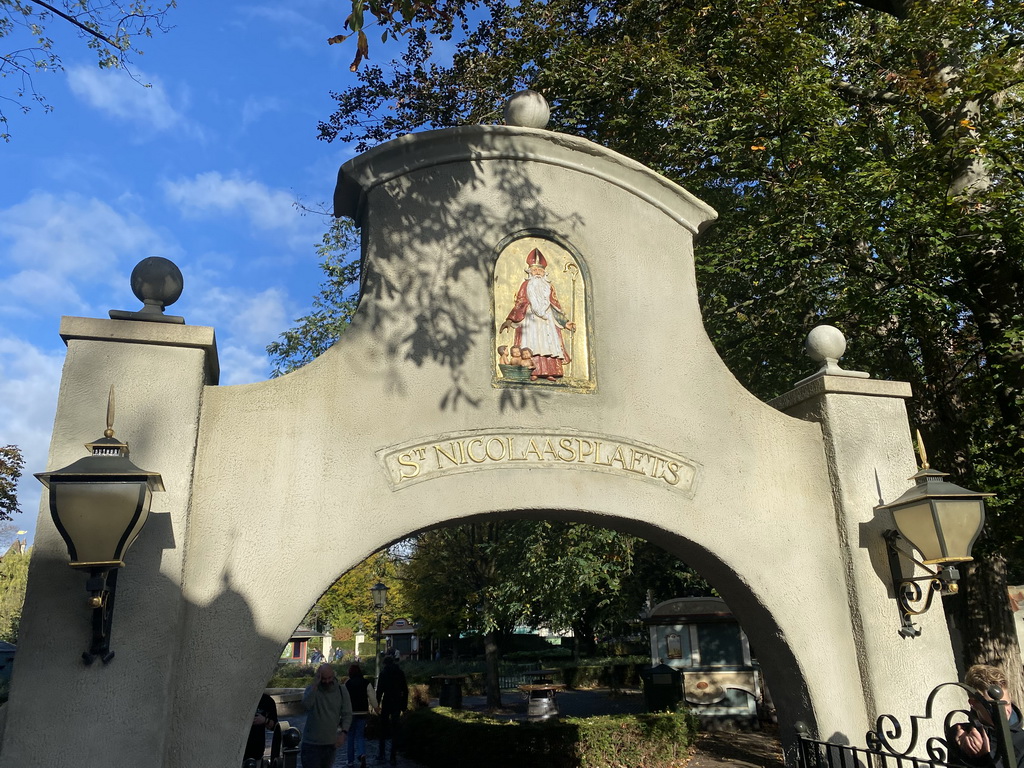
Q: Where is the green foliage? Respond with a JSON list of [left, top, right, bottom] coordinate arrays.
[[403, 522, 708, 653], [0, 446, 23, 521], [558, 661, 648, 691], [304, 548, 410, 637], [328, 0, 458, 72], [402, 706, 697, 768], [269, 663, 317, 688], [0, 1, 176, 140], [504, 647, 574, 662], [317, 0, 1024, 673], [0, 545, 30, 644], [267, 219, 362, 376]]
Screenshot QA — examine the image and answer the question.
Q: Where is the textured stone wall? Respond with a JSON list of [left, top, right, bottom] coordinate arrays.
[[3, 125, 956, 768]]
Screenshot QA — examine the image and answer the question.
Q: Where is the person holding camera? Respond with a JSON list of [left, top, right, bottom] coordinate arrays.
[[950, 664, 1024, 768]]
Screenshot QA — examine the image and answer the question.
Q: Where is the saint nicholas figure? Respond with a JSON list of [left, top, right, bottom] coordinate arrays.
[[499, 248, 576, 381]]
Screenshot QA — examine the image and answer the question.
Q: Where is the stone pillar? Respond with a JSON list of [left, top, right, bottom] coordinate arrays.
[[770, 358, 959, 739], [0, 318, 217, 768]]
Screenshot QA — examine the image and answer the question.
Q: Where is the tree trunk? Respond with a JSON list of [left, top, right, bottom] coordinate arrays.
[[948, 553, 1024, 706], [572, 620, 598, 657], [484, 629, 502, 708]]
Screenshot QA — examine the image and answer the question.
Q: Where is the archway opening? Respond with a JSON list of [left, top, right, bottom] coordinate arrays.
[[242, 512, 808, 767]]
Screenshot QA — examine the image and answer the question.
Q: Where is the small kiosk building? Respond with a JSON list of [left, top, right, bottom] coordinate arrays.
[[645, 597, 761, 728]]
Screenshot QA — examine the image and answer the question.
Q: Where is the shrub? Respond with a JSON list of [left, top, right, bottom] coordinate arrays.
[[505, 647, 573, 662], [268, 663, 315, 688], [558, 661, 647, 690], [402, 706, 697, 768], [410, 683, 431, 710]]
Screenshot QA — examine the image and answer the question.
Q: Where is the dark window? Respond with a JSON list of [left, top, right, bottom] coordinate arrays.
[[696, 623, 744, 666]]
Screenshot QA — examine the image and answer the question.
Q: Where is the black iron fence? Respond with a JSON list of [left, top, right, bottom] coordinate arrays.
[[797, 682, 1016, 768], [499, 662, 534, 691]]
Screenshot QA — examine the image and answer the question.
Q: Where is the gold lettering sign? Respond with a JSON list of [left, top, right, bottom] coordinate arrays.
[[377, 429, 699, 495]]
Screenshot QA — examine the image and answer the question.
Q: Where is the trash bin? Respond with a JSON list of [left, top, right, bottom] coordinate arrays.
[[522, 684, 562, 720], [641, 663, 682, 712], [433, 675, 464, 709]]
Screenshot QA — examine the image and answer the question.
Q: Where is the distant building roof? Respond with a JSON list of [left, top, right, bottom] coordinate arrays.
[[382, 618, 416, 635], [644, 597, 735, 624], [290, 627, 329, 640]]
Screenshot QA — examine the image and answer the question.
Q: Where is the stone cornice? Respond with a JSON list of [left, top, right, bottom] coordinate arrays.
[[335, 125, 718, 236]]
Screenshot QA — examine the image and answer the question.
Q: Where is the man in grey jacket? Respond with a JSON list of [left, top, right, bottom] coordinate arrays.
[[301, 663, 354, 768]]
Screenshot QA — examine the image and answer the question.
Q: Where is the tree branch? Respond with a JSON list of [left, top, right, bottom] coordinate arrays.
[[831, 79, 905, 105], [844, 0, 908, 19], [33, 1, 124, 50]]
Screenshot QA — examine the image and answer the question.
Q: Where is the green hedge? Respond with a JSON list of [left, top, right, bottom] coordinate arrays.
[[560, 663, 646, 689], [402, 707, 697, 768], [266, 658, 653, 692]]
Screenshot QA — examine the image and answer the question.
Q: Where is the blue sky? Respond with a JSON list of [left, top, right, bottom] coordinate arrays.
[[0, 1, 409, 542]]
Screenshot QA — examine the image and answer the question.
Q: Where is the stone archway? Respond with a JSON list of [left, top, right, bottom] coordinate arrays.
[[3, 103, 960, 768]]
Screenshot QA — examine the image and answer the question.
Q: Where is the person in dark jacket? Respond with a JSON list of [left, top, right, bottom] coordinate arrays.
[[375, 654, 409, 766], [950, 664, 1024, 768], [345, 664, 379, 768], [243, 692, 277, 765]]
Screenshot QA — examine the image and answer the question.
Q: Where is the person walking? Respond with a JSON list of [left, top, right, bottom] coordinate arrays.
[[300, 663, 353, 768], [375, 655, 409, 766], [345, 663, 379, 768]]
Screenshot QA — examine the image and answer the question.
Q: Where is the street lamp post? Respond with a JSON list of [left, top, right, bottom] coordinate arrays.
[[370, 581, 389, 678]]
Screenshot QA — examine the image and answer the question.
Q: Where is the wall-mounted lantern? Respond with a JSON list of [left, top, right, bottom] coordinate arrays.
[[35, 388, 164, 664], [880, 432, 991, 637]]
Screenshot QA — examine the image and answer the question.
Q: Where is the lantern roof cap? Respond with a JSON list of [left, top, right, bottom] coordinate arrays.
[[34, 387, 165, 492], [880, 467, 993, 509]]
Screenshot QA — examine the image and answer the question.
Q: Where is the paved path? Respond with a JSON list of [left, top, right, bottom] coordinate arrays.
[[262, 689, 784, 768], [273, 712, 418, 768]]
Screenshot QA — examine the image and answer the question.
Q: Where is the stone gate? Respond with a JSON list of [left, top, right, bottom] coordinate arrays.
[[1, 96, 960, 768]]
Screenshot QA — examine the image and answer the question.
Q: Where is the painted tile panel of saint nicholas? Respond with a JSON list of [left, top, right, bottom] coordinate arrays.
[[493, 235, 594, 391]]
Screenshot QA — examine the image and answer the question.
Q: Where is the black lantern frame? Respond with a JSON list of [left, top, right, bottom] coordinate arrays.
[[880, 442, 991, 637], [35, 391, 163, 664]]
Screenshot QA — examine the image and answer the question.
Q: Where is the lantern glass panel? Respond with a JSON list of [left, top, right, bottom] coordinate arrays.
[[892, 499, 942, 562], [932, 499, 985, 563], [50, 481, 151, 566]]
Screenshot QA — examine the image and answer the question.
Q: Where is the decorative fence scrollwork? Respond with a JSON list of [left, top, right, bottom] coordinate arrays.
[[798, 681, 1016, 768]]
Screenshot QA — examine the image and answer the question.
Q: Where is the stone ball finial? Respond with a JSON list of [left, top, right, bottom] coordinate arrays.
[[805, 324, 847, 363], [795, 324, 870, 385], [504, 90, 550, 129], [131, 257, 184, 309], [109, 256, 186, 324]]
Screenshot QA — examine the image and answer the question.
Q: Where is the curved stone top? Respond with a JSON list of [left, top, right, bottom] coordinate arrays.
[[334, 125, 719, 236]]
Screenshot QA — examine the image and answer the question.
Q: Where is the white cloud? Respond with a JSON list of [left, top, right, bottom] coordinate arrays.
[[0, 192, 174, 318], [183, 284, 290, 344], [176, 283, 292, 385], [162, 172, 315, 238], [242, 4, 331, 52], [67, 66, 197, 137], [0, 336, 65, 541], [241, 95, 285, 128], [218, 345, 274, 386]]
